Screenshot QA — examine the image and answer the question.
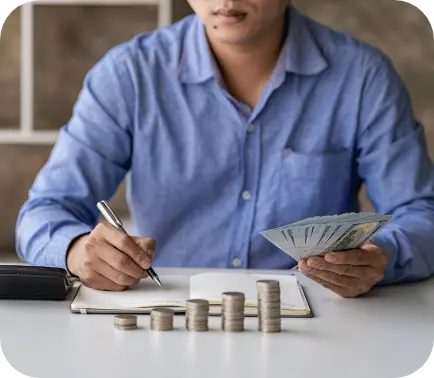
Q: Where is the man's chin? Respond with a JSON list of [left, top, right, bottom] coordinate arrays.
[[208, 28, 256, 46]]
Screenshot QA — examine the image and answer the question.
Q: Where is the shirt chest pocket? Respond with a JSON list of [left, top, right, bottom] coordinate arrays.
[[278, 148, 354, 219]]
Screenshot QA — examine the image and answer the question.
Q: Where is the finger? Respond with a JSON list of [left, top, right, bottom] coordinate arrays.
[[303, 272, 358, 298], [306, 256, 381, 280], [93, 257, 141, 287], [98, 242, 146, 280], [299, 260, 360, 288], [324, 248, 382, 267], [100, 224, 152, 269], [132, 237, 157, 264], [82, 270, 128, 292]]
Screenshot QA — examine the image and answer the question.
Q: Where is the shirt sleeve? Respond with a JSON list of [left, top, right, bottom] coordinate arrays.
[[15, 45, 136, 270], [356, 51, 434, 284]]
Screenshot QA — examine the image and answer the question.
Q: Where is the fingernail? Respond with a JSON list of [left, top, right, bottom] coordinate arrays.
[[307, 259, 317, 268], [325, 253, 337, 263], [300, 263, 311, 271], [147, 247, 155, 256]]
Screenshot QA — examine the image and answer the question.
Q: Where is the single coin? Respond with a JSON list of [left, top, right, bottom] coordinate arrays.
[[187, 299, 210, 307], [256, 279, 280, 287], [114, 324, 138, 331], [151, 308, 175, 316], [222, 291, 245, 300]]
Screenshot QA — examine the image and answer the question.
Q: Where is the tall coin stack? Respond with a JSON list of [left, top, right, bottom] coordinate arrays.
[[186, 299, 210, 332], [221, 292, 245, 332], [150, 308, 174, 331], [257, 280, 281, 333]]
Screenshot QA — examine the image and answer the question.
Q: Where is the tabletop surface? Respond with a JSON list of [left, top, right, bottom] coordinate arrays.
[[1, 268, 433, 378]]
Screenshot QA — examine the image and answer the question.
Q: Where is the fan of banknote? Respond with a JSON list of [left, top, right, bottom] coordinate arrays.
[[261, 212, 392, 262]]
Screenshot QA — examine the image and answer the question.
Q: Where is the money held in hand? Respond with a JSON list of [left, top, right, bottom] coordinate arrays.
[[261, 212, 392, 262]]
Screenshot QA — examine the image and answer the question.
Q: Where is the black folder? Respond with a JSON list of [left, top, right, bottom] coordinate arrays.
[[0, 265, 72, 300]]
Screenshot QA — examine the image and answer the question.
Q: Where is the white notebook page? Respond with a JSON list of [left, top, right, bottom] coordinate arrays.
[[189, 272, 307, 310], [71, 275, 190, 310]]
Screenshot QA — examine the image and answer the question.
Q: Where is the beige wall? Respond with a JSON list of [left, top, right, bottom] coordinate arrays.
[[0, 1, 433, 250]]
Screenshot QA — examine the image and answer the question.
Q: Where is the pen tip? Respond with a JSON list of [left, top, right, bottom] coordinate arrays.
[[154, 277, 163, 288]]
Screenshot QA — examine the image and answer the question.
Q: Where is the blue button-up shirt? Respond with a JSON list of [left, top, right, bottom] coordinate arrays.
[[16, 6, 434, 284]]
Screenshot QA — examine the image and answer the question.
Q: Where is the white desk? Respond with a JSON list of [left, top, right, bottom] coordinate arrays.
[[1, 268, 433, 378]]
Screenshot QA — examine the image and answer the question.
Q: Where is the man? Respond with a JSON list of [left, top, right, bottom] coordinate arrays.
[[16, 1, 434, 298]]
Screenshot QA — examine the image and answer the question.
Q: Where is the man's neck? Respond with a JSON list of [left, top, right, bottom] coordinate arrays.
[[207, 17, 287, 108]]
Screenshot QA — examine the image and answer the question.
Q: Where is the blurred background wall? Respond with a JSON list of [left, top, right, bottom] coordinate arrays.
[[0, 0, 433, 253]]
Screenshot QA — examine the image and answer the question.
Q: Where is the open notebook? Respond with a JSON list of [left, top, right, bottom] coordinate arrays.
[[70, 272, 312, 318]]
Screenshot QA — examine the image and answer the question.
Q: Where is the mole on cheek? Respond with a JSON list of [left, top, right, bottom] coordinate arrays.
[[213, 25, 218, 29]]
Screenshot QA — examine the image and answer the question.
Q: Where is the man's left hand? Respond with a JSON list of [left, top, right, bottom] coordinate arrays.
[[298, 242, 388, 298]]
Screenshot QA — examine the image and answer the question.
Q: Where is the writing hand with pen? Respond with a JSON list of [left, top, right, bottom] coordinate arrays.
[[66, 202, 161, 292]]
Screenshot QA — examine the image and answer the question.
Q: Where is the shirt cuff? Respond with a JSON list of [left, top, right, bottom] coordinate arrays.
[[42, 225, 93, 271], [370, 232, 398, 284]]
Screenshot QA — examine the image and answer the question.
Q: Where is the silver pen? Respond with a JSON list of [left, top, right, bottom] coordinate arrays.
[[96, 200, 163, 288]]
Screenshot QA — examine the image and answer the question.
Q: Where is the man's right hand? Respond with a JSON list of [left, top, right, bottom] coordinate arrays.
[[66, 223, 156, 292]]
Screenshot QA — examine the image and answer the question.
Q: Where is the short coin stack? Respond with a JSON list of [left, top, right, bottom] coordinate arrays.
[[114, 315, 138, 331], [150, 308, 174, 331], [186, 299, 210, 332], [221, 292, 245, 332], [257, 280, 281, 333]]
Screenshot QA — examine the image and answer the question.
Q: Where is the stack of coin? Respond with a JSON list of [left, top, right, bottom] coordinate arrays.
[[150, 308, 174, 331], [257, 280, 281, 333], [221, 292, 245, 332], [114, 315, 137, 331], [186, 299, 209, 332]]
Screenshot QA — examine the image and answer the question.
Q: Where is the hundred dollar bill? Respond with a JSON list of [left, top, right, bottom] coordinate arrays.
[[322, 220, 390, 254], [261, 213, 392, 262]]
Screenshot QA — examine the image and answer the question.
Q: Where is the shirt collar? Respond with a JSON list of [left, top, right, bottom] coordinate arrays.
[[179, 6, 328, 84], [179, 16, 216, 84]]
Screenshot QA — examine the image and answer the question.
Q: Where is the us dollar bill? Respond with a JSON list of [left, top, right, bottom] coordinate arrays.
[[261, 213, 392, 262], [321, 220, 389, 254]]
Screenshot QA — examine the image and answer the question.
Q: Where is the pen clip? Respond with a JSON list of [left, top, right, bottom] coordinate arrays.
[[97, 200, 123, 228]]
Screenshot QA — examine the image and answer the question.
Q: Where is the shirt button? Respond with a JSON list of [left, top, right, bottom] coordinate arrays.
[[247, 124, 255, 133], [242, 191, 251, 200], [232, 258, 242, 268]]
